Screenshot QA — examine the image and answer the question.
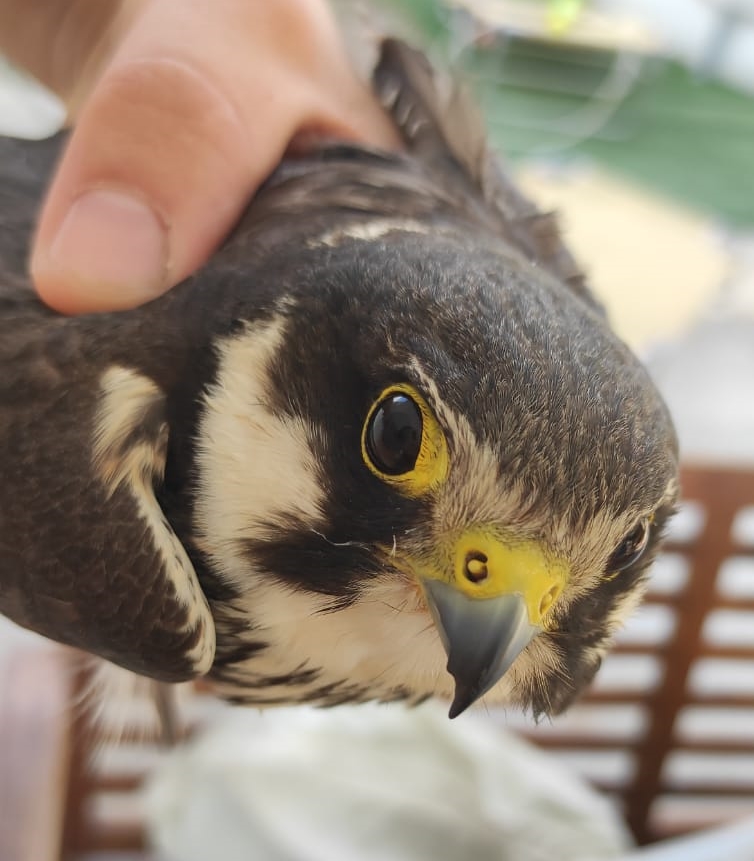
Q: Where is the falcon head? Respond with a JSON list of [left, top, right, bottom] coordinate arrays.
[[179, 41, 678, 718], [194, 216, 677, 719]]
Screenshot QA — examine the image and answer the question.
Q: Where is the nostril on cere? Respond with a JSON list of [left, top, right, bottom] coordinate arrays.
[[464, 552, 489, 583]]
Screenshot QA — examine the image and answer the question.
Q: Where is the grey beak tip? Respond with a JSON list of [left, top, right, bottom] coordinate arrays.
[[423, 580, 541, 720], [448, 685, 476, 719]]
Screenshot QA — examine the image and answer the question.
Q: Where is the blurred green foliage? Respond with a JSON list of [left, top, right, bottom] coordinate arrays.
[[380, 0, 754, 227]]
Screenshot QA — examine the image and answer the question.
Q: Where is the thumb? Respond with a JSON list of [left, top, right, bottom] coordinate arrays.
[[31, 0, 399, 314]]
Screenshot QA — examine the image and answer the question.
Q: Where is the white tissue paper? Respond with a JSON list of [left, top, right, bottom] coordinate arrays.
[[146, 701, 631, 861]]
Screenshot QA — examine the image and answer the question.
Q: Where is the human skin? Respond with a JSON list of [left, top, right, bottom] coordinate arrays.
[[0, 0, 401, 313]]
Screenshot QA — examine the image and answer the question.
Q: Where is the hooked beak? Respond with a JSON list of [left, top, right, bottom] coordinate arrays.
[[423, 580, 539, 718], [419, 533, 568, 718]]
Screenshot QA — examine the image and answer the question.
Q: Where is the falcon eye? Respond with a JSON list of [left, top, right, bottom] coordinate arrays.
[[366, 394, 423, 475], [607, 517, 651, 573], [361, 384, 449, 496]]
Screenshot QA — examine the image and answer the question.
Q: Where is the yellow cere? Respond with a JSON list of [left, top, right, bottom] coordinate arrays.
[[409, 529, 570, 626], [361, 384, 449, 497]]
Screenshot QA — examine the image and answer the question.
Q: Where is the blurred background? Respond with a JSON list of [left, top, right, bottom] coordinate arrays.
[[2, 1, 754, 860]]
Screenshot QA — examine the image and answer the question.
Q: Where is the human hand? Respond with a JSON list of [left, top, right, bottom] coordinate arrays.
[[1, 0, 400, 313]]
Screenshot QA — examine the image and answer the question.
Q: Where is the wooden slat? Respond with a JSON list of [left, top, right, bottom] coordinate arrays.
[[60, 666, 96, 855], [579, 689, 660, 704], [642, 594, 754, 612], [662, 541, 754, 557], [613, 642, 754, 660], [89, 773, 149, 793], [706, 597, 754, 611], [77, 813, 146, 853], [657, 784, 754, 797], [521, 734, 643, 750], [526, 735, 754, 754], [668, 739, 754, 753], [680, 694, 754, 708]]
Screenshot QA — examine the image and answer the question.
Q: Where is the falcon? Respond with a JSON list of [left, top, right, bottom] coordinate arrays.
[[0, 40, 677, 718]]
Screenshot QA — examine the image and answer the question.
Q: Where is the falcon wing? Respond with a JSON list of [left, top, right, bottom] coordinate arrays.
[[0, 133, 215, 681]]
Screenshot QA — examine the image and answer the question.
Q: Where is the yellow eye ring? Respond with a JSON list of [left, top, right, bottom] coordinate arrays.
[[361, 384, 449, 497]]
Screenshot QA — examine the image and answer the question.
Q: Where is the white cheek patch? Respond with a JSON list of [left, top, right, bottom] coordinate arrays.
[[93, 366, 215, 673], [192, 316, 455, 705], [194, 316, 326, 589], [211, 574, 455, 704]]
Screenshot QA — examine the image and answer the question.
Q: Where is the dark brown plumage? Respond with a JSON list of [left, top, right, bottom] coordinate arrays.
[[0, 41, 678, 717]]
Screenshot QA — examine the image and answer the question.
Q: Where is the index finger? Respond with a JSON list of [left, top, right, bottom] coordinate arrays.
[[30, 0, 400, 313]]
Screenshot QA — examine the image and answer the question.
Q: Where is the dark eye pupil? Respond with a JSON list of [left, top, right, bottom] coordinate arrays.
[[366, 394, 423, 475], [608, 518, 650, 573]]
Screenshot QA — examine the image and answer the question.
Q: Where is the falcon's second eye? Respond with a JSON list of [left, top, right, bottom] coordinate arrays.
[[361, 384, 449, 496], [366, 394, 422, 475], [607, 517, 651, 573]]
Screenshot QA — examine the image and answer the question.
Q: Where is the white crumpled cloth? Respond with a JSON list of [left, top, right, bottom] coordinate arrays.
[[146, 701, 631, 861]]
